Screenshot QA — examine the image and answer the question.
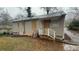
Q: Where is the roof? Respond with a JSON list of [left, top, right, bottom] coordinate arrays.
[[13, 11, 66, 22]]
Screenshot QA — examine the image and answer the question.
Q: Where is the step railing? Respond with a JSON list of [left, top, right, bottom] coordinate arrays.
[[38, 29, 44, 35], [38, 28, 56, 40], [48, 28, 56, 40]]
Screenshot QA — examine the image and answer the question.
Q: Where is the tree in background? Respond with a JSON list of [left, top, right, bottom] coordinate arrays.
[[19, 7, 35, 17], [68, 19, 79, 30], [68, 7, 79, 20], [41, 7, 61, 15], [0, 9, 12, 26], [64, 7, 79, 27], [15, 14, 25, 20], [0, 8, 12, 35], [41, 7, 52, 15], [67, 7, 79, 30], [26, 7, 32, 17]]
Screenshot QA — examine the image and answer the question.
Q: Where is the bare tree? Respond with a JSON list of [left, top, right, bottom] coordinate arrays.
[[0, 8, 12, 33], [41, 7, 59, 15], [68, 7, 79, 19], [19, 7, 35, 17], [0, 9, 12, 26], [26, 7, 32, 17], [15, 14, 25, 20]]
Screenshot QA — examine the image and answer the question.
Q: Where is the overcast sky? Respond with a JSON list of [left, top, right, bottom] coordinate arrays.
[[2, 7, 73, 20], [6, 7, 45, 18], [4, 7, 69, 18]]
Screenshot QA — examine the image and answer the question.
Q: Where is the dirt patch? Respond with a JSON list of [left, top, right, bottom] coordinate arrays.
[[30, 39, 63, 50]]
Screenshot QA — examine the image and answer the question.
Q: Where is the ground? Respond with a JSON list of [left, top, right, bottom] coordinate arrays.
[[64, 28, 79, 43], [63, 28, 79, 51], [0, 36, 79, 51], [0, 36, 64, 51]]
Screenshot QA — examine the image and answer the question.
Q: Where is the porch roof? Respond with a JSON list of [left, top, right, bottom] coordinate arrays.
[[12, 11, 66, 22]]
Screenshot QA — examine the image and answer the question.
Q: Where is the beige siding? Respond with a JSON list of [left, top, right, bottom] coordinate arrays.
[[12, 16, 65, 39], [25, 21, 32, 35], [49, 17, 64, 39], [43, 20, 50, 35], [32, 20, 37, 32], [36, 20, 44, 34], [12, 23, 19, 33], [12, 21, 32, 35], [36, 20, 43, 30], [19, 22, 24, 35]]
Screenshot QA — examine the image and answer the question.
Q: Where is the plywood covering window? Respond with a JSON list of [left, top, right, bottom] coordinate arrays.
[[32, 20, 37, 32], [43, 20, 50, 35]]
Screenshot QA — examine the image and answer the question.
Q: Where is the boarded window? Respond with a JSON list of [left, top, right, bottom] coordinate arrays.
[[32, 20, 37, 32]]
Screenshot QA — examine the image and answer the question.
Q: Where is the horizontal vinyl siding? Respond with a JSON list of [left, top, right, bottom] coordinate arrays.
[[25, 21, 32, 35], [12, 23, 19, 33], [36, 20, 44, 35], [49, 19, 64, 37], [19, 22, 24, 35], [37, 20, 43, 30]]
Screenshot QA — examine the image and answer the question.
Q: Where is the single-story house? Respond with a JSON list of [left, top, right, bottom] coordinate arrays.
[[12, 12, 66, 40]]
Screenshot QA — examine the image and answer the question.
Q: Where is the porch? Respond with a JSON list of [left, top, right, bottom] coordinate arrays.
[[37, 18, 64, 40], [38, 28, 56, 40], [38, 28, 63, 40]]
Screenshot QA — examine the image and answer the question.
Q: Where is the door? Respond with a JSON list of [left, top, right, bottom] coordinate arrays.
[[43, 20, 50, 35], [32, 20, 37, 32]]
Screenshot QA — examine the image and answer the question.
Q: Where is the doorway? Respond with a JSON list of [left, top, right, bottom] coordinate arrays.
[[43, 19, 50, 35]]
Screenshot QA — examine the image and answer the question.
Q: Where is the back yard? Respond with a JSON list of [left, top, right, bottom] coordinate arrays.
[[0, 36, 79, 51], [0, 36, 64, 51]]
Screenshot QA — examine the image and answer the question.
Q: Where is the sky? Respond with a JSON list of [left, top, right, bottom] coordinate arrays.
[[6, 7, 45, 18], [5, 7, 69, 18], [2, 7, 75, 20]]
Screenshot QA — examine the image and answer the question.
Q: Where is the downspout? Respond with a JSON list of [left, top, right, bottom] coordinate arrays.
[[22, 21, 25, 35], [62, 14, 66, 39]]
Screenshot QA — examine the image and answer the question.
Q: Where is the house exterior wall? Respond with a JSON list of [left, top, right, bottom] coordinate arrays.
[[12, 21, 32, 35], [18, 22, 24, 35], [12, 22, 19, 33], [25, 21, 32, 35], [12, 15, 65, 40], [32, 20, 37, 32], [42, 20, 50, 35], [36, 20, 44, 35], [24, 20, 43, 36], [49, 16, 65, 39], [36, 20, 42, 29]]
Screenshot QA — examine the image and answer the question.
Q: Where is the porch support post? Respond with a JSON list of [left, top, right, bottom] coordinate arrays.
[[48, 28, 49, 36], [53, 31, 56, 40]]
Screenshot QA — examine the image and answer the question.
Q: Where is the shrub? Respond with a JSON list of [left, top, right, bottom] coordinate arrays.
[[0, 32, 10, 36], [3, 32, 7, 35], [0, 33, 4, 36], [68, 20, 79, 30]]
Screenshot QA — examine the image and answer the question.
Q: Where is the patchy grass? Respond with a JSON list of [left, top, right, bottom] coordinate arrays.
[[0, 36, 64, 51]]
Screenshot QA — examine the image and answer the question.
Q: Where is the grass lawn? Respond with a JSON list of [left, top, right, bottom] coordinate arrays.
[[0, 36, 64, 51]]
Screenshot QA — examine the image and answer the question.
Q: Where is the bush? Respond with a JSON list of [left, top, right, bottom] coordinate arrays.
[[3, 32, 6, 35], [0, 33, 4, 36], [68, 20, 79, 30], [0, 32, 10, 36]]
